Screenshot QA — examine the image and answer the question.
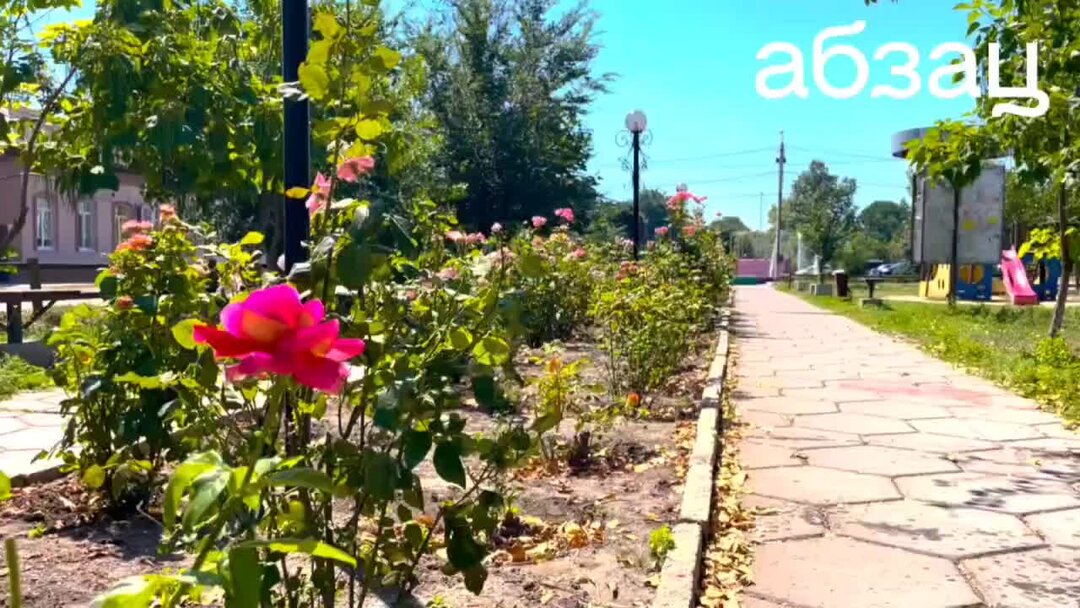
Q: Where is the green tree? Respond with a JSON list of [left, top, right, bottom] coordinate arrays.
[[858, 200, 909, 244], [0, 0, 82, 253], [414, 0, 608, 230], [963, 0, 1080, 336], [906, 121, 995, 308], [784, 161, 857, 280]]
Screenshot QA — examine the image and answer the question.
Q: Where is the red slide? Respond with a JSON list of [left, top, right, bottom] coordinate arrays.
[[1001, 249, 1038, 306]]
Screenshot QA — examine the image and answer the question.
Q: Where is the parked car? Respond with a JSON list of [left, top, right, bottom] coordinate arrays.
[[880, 261, 913, 276]]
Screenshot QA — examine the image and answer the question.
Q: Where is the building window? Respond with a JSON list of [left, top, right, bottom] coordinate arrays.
[[77, 199, 96, 251], [34, 197, 54, 250], [113, 202, 132, 248]]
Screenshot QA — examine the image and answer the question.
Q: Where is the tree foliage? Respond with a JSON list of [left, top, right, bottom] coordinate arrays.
[[414, 0, 608, 231], [784, 161, 857, 272], [858, 200, 909, 243]]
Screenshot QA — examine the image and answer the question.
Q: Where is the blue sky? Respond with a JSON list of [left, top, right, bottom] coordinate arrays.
[[36, 0, 978, 229], [582, 0, 976, 228]]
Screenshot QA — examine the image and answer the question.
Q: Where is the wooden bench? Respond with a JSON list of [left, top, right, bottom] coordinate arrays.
[[0, 286, 99, 344]]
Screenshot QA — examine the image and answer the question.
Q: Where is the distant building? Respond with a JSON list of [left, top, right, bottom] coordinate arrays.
[[0, 155, 154, 282], [0, 109, 154, 283]]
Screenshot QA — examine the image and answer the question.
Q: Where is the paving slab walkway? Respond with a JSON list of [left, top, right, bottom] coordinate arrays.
[[734, 286, 1080, 608], [0, 389, 66, 479]]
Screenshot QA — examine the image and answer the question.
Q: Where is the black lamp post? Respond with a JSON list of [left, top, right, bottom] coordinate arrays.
[[282, 0, 310, 273], [623, 110, 648, 260]]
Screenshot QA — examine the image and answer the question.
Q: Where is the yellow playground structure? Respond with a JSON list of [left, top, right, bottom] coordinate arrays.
[[919, 264, 995, 301]]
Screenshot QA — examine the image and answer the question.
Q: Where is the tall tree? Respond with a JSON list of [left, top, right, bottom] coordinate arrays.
[[964, 0, 1080, 336], [784, 161, 857, 280], [414, 0, 608, 230], [0, 0, 82, 253], [858, 200, 909, 244]]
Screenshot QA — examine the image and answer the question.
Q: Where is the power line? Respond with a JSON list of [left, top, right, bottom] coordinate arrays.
[[788, 145, 894, 161], [654, 146, 775, 164], [595, 146, 775, 169]]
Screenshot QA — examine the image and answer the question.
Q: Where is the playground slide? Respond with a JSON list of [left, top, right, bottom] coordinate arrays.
[[1001, 249, 1038, 306]]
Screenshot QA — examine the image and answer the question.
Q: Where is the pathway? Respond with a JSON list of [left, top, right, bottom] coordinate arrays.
[[0, 390, 66, 480], [734, 286, 1080, 608]]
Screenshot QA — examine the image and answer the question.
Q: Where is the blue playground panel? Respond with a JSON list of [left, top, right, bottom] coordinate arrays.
[[1021, 255, 1061, 301], [958, 265, 993, 302]]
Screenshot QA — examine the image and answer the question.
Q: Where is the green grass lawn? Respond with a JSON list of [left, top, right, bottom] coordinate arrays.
[[787, 277, 920, 299], [784, 286, 1080, 425]]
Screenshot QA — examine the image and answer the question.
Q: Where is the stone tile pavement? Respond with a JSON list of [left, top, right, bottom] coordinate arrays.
[[0, 389, 66, 479], [733, 286, 1080, 608]]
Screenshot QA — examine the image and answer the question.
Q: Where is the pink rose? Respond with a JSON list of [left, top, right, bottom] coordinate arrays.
[[337, 156, 375, 183]]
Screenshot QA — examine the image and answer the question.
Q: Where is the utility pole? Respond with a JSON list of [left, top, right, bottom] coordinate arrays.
[[759, 192, 764, 231], [771, 131, 786, 279]]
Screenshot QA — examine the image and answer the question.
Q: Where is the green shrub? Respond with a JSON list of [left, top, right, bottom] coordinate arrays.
[[48, 217, 252, 508], [0, 355, 52, 400]]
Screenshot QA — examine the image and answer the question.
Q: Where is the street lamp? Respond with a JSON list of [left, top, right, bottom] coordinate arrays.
[[282, 0, 310, 273], [624, 110, 647, 260]]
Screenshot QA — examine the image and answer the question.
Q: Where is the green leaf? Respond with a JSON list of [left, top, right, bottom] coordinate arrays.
[[472, 336, 510, 366], [462, 565, 488, 595], [239, 231, 265, 246], [285, 187, 310, 199], [402, 430, 432, 470], [355, 119, 384, 141], [471, 375, 505, 411], [90, 576, 160, 608], [446, 525, 485, 571], [336, 241, 370, 289], [82, 464, 106, 489], [532, 413, 561, 434], [298, 63, 330, 100], [265, 467, 336, 495], [370, 46, 402, 71], [0, 471, 12, 502], [115, 372, 172, 389], [448, 327, 473, 351], [163, 452, 222, 529], [171, 319, 200, 350], [97, 275, 118, 299], [134, 296, 157, 315], [433, 443, 466, 488], [364, 452, 396, 501], [183, 470, 230, 529], [312, 12, 342, 39], [404, 521, 424, 550], [235, 538, 356, 568], [227, 547, 261, 608]]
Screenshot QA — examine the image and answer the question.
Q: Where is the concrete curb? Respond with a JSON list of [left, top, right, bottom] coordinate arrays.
[[652, 306, 733, 608], [9, 460, 65, 488]]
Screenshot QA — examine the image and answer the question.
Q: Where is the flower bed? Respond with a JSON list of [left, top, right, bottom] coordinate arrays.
[[1, 332, 719, 608]]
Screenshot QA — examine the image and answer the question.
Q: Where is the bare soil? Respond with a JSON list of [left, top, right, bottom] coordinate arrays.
[[0, 478, 184, 608], [0, 333, 714, 608]]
